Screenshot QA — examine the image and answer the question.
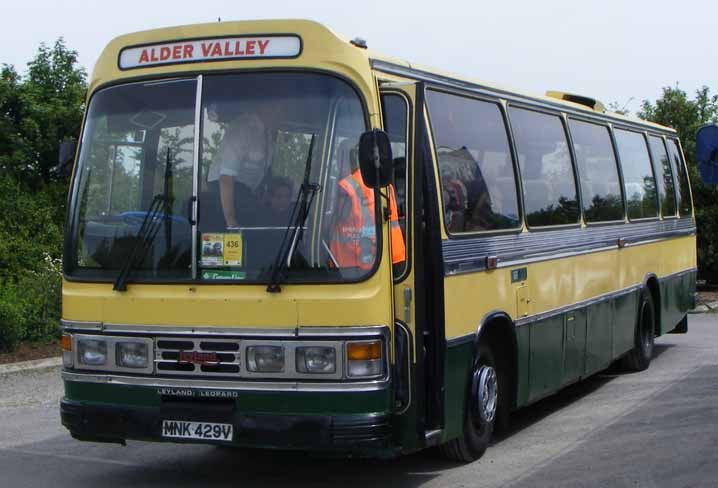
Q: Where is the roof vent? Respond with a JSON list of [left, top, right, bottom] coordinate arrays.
[[546, 91, 606, 113], [350, 37, 368, 49]]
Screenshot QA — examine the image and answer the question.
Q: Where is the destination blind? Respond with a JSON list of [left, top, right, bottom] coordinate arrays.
[[119, 35, 301, 69]]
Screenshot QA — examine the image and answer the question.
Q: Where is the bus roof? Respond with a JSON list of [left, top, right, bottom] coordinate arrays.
[[91, 19, 675, 135]]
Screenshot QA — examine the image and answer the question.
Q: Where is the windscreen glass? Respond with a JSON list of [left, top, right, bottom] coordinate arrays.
[[68, 79, 197, 280], [67, 73, 373, 284]]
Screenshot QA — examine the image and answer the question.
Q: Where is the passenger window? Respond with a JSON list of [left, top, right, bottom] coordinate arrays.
[[667, 139, 692, 216], [614, 129, 659, 219], [568, 119, 624, 222], [508, 107, 580, 227], [381, 93, 409, 277], [426, 90, 520, 234], [647, 136, 676, 217]]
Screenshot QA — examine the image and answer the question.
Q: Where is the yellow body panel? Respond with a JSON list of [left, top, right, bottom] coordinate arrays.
[[63, 257, 393, 327], [87, 20, 381, 126], [444, 235, 696, 339], [64, 19, 400, 330]]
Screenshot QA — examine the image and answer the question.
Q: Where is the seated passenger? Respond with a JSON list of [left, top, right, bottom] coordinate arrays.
[[264, 176, 294, 225]]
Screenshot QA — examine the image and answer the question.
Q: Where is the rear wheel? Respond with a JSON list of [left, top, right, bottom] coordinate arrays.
[[439, 344, 498, 462], [621, 290, 656, 371]]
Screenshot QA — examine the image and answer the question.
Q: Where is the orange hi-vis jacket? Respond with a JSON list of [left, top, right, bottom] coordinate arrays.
[[330, 169, 406, 269]]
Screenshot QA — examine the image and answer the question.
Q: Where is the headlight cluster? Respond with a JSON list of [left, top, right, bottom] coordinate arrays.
[[68, 335, 154, 374], [64, 334, 386, 380], [242, 340, 385, 379]]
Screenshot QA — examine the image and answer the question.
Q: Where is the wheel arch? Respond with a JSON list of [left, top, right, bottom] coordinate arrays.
[[474, 310, 518, 412], [643, 273, 661, 336]]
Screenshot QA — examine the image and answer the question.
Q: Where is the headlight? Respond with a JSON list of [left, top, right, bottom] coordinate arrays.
[[77, 339, 107, 366], [346, 340, 384, 378], [116, 341, 149, 369], [246, 345, 285, 373], [296, 346, 336, 374]]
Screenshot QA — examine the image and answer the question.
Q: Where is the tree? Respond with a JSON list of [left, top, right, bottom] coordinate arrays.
[[639, 85, 718, 281], [0, 38, 87, 189], [0, 39, 86, 351]]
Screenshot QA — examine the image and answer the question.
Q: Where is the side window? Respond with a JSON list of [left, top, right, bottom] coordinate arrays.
[[508, 107, 580, 227], [381, 93, 409, 277], [427, 90, 520, 233], [568, 119, 624, 222], [614, 129, 659, 219], [647, 135, 677, 217], [667, 139, 693, 216]]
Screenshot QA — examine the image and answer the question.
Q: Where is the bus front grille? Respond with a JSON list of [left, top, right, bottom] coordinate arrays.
[[155, 338, 241, 376]]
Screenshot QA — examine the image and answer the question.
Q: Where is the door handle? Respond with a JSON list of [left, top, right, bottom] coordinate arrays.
[[403, 287, 412, 323]]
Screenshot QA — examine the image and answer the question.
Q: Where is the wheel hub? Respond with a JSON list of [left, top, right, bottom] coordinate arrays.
[[474, 365, 498, 424]]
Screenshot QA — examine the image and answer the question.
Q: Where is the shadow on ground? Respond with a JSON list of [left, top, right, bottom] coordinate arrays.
[[13, 352, 665, 488]]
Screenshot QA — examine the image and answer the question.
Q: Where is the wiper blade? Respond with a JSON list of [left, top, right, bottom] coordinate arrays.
[[113, 149, 173, 291], [267, 135, 318, 293], [112, 194, 167, 291]]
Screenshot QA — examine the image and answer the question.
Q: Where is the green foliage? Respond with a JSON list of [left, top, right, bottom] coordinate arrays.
[[0, 39, 86, 351], [0, 39, 86, 188], [639, 85, 718, 282]]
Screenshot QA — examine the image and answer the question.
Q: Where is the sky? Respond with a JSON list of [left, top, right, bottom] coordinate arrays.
[[2, 0, 716, 113]]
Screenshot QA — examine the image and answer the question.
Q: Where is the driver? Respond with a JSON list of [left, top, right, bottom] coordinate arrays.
[[206, 107, 269, 228]]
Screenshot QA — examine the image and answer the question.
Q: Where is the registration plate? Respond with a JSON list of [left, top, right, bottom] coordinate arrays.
[[161, 420, 233, 441]]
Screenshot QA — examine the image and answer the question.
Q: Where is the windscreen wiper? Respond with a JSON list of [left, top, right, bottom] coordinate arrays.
[[267, 134, 318, 293], [113, 149, 173, 291]]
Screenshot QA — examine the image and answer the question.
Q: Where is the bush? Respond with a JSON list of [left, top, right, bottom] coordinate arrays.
[[0, 174, 64, 352], [0, 254, 62, 352], [0, 292, 24, 352]]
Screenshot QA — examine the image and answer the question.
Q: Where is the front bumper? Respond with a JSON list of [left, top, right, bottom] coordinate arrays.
[[61, 398, 391, 451]]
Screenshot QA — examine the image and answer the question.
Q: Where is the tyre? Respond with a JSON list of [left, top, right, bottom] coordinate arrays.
[[620, 289, 656, 371], [439, 344, 498, 462]]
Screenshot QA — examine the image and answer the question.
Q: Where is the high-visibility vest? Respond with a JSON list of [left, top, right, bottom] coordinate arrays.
[[330, 170, 406, 269]]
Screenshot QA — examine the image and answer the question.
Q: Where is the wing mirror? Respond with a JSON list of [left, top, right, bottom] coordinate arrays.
[[53, 139, 77, 178], [696, 124, 718, 184], [358, 129, 393, 189]]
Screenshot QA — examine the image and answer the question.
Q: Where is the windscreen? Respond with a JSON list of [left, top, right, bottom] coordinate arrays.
[[66, 73, 374, 284]]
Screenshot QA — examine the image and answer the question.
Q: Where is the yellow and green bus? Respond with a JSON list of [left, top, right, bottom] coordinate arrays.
[[59, 19, 696, 461]]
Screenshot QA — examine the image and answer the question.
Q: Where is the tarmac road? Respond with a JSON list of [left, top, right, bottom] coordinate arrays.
[[1, 313, 716, 488]]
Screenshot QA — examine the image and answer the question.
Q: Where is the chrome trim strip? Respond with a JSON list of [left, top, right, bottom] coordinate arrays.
[[60, 322, 389, 338], [297, 325, 388, 338], [514, 285, 642, 327], [442, 218, 696, 276], [61, 371, 389, 393], [657, 267, 697, 282], [191, 74, 202, 280], [393, 321, 412, 416], [445, 267, 697, 341]]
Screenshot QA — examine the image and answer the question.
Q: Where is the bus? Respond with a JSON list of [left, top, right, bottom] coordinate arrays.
[[59, 19, 696, 462]]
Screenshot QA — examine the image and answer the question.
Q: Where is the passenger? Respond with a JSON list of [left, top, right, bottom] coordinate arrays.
[[264, 176, 294, 224], [330, 143, 405, 269], [206, 108, 269, 228]]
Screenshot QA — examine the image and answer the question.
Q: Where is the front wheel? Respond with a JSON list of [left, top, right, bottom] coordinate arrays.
[[620, 289, 656, 371], [439, 344, 498, 462]]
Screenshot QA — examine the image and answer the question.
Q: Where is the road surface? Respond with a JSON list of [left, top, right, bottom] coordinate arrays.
[[1, 314, 716, 487]]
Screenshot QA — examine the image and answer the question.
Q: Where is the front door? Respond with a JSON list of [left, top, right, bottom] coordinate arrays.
[[380, 82, 446, 441]]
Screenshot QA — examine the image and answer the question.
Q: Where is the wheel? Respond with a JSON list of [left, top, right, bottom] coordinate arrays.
[[439, 344, 498, 462], [620, 289, 656, 371]]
